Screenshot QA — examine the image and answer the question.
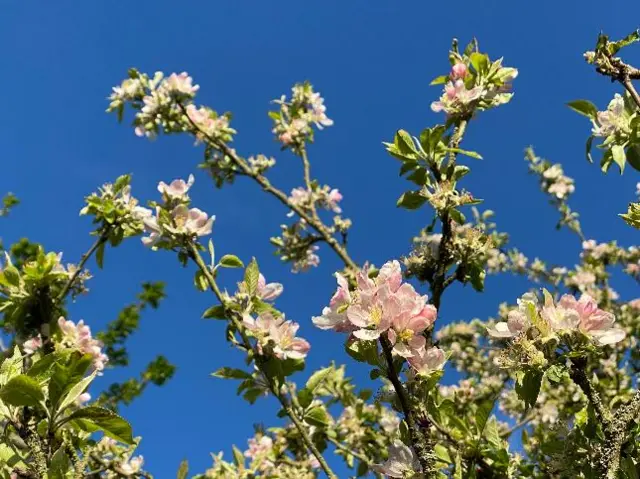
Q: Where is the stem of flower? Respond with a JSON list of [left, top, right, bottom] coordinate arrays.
[[326, 435, 372, 467], [379, 335, 435, 476], [430, 118, 468, 312], [57, 227, 111, 303], [187, 243, 337, 479]]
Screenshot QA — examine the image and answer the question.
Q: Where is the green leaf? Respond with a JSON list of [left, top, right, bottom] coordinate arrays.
[[545, 364, 566, 384], [470, 52, 489, 74], [304, 406, 330, 428], [202, 305, 227, 320], [0, 375, 44, 407], [63, 406, 134, 444], [96, 242, 105, 269], [430, 75, 449, 86], [219, 254, 244, 268], [211, 367, 252, 380], [515, 370, 543, 410], [395, 130, 419, 157], [3, 266, 20, 286], [48, 447, 71, 479], [586, 135, 594, 163], [232, 445, 245, 468], [396, 191, 426, 210], [567, 99, 598, 119], [194, 270, 208, 292], [446, 147, 483, 160], [626, 145, 640, 172], [56, 370, 97, 415], [475, 399, 493, 436], [345, 340, 379, 366], [622, 456, 639, 479], [0, 347, 23, 385], [305, 366, 333, 392], [244, 258, 260, 295], [434, 444, 451, 463], [612, 144, 626, 173], [177, 460, 189, 479]]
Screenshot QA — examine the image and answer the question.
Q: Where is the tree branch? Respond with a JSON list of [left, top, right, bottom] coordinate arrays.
[[187, 244, 337, 479]]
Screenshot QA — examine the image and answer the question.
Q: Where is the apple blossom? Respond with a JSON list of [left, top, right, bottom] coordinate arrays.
[[57, 316, 109, 372], [243, 312, 311, 360], [407, 346, 446, 375], [257, 273, 283, 301], [372, 440, 421, 478], [312, 273, 355, 332], [22, 334, 43, 354], [157, 174, 194, 200], [559, 293, 626, 345], [592, 93, 629, 137]]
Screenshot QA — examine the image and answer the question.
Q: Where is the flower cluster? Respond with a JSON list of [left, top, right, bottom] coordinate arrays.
[[108, 69, 235, 143], [488, 291, 625, 346], [57, 316, 109, 372], [430, 41, 518, 118], [270, 82, 333, 150], [287, 185, 343, 215], [80, 174, 146, 240], [591, 93, 632, 138], [243, 312, 311, 360], [270, 222, 321, 273], [135, 175, 214, 249], [314, 261, 445, 373]]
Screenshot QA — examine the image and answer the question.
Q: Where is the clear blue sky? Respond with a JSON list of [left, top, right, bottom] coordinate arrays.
[[1, 1, 639, 476]]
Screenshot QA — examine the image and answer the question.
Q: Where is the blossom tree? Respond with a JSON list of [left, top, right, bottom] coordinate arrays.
[[2, 29, 640, 479]]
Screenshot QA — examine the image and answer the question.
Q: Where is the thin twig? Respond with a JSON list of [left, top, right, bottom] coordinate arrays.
[[57, 228, 111, 303]]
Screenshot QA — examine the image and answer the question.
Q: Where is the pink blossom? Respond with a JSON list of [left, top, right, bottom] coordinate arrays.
[[76, 392, 91, 406], [372, 440, 421, 478], [386, 283, 436, 357], [269, 320, 311, 360], [450, 63, 468, 80], [312, 273, 354, 332], [408, 346, 446, 375], [257, 273, 283, 301], [431, 79, 483, 114], [326, 188, 343, 213], [347, 286, 399, 340], [162, 72, 199, 97], [57, 317, 108, 372], [487, 310, 530, 339], [629, 298, 640, 310], [172, 205, 215, 237], [119, 456, 144, 475], [535, 290, 579, 333], [559, 293, 625, 345], [244, 313, 311, 359], [244, 435, 273, 459], [157, 175, 195, 200], [23, 335, 43, 355]]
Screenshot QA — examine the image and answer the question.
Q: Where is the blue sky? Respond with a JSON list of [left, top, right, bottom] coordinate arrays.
[[1, 0, 640, 476]]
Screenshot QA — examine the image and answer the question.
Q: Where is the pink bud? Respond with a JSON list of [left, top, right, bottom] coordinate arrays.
[[450, 63, 467, 80]]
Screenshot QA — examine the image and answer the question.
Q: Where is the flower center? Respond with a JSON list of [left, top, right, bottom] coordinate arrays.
[[398, 329, 414, 342], [370, 306, 383, 326]]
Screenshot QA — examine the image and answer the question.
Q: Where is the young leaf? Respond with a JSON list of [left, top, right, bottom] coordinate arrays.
[[430, 75, 449, 86], [567, 100, 598, 119], [56, 370, 97, 415], [177, 460, 189, 479], [211, 367, 252, 380], [612, 144, 626, 173], [0, 347, 23, 386], [396, 191, 427, 210], [48, 447, 71, 479], [626, 145, 640, 171], [304, 406, 330, 428], [0, 375, 44, 407], [305, 366, 333, 392], [515, 370, 543, 410], [202, 305, 227, 320], [96, 242, 105, 269], [218, 255, 244, 268], [244, 258, 260, 295]]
